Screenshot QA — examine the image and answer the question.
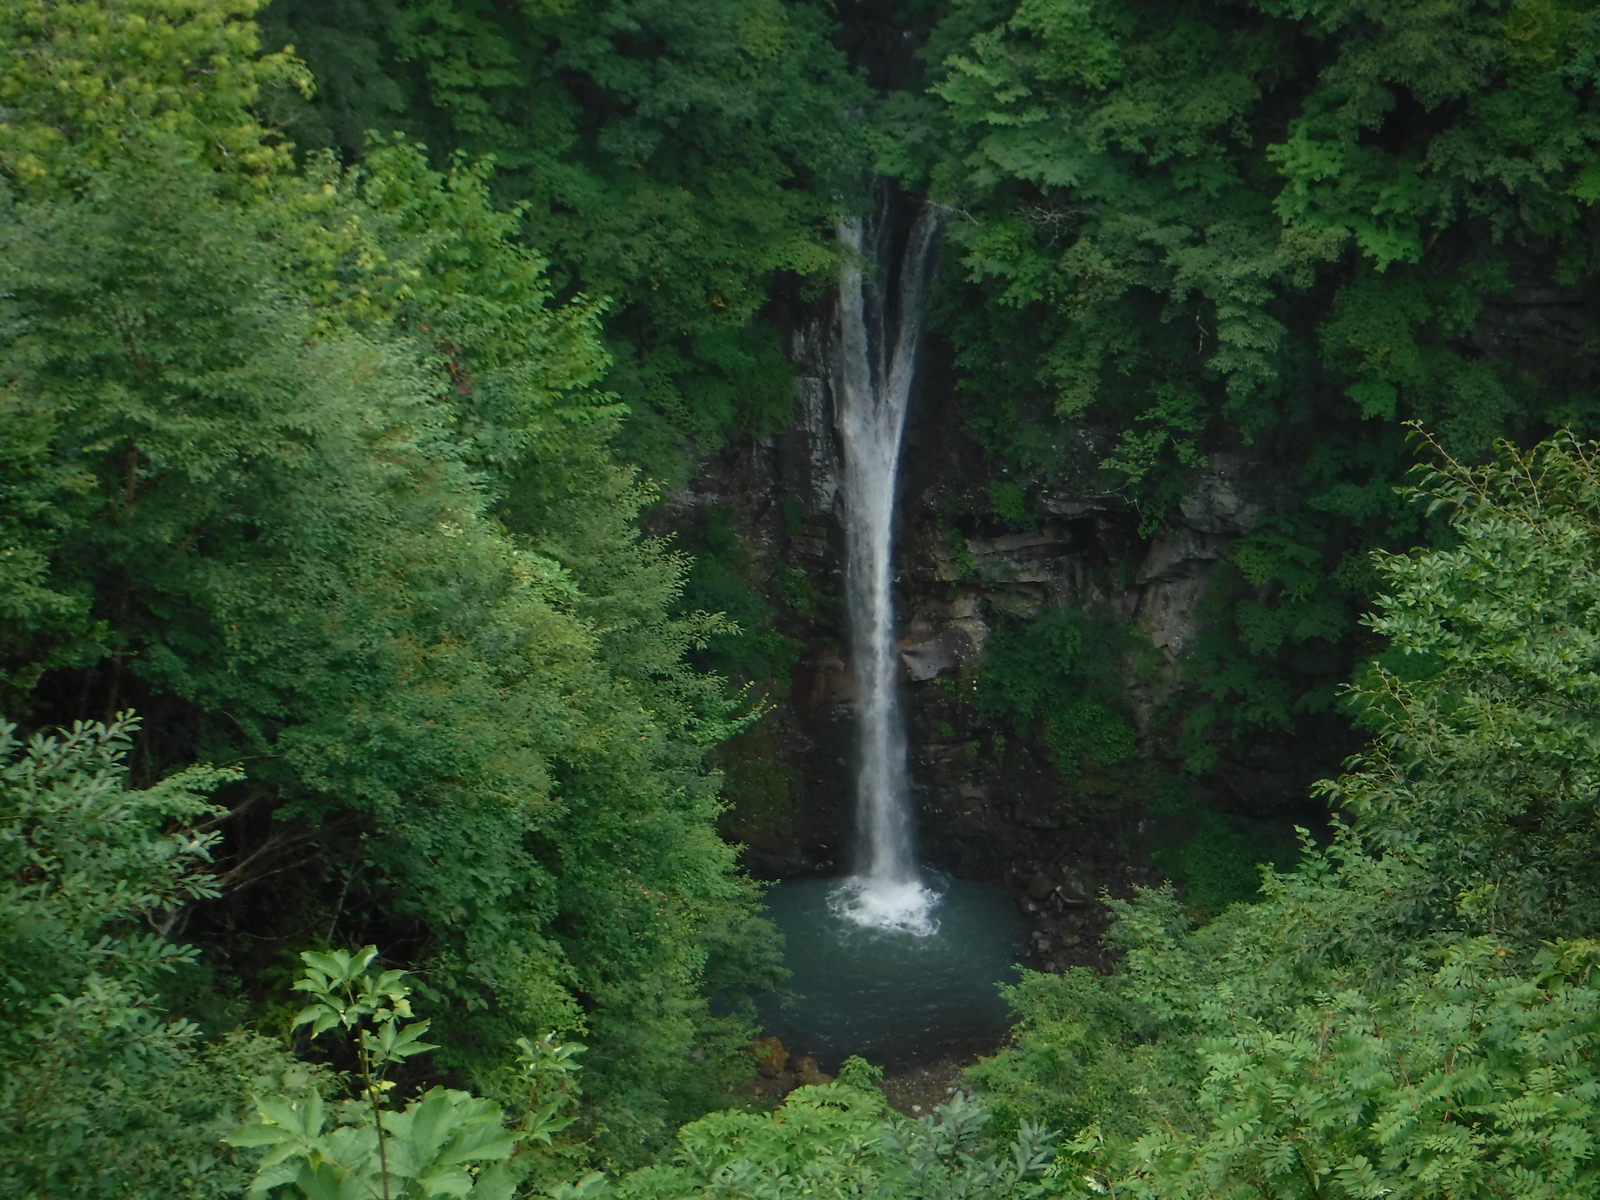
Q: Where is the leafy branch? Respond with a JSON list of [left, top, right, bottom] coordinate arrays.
[[227, 948, 587, 1200]]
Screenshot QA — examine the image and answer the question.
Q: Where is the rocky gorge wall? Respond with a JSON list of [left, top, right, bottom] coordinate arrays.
[[630, 0, 1600, 989], [650, 299, 1338, 974]]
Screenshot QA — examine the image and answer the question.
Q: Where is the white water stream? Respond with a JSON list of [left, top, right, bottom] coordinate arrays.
[[828, 199, 944, 936]]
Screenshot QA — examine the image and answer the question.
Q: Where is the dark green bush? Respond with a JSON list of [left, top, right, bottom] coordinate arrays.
[[976, 608, 1138, 778]]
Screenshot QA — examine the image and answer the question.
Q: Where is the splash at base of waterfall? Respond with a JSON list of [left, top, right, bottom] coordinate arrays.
[[756, 875, 1030, 1070], [827, 874, 942, 937]]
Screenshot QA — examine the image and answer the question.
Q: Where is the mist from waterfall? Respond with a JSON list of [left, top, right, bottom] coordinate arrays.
[[827, 197, 944, 937]]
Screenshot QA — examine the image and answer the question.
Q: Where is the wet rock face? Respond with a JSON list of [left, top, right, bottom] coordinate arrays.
[[653, 310, 1326, 971]]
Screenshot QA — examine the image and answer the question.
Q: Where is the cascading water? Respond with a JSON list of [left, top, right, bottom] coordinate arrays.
[[827, 196, 945, 937], [754, 196, 1029, 1068]]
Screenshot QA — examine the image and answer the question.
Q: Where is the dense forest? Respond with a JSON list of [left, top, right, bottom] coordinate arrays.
[[5, 0, 1600, 1197]]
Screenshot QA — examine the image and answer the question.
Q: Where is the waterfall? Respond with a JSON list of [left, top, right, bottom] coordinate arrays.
[[828, 196, 944, 936]]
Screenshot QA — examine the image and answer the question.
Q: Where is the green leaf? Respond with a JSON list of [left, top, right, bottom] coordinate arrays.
[[225, 1120, 295, 1149], [469, 1162, 519, 1200], [257, 1092, 326, 1141]]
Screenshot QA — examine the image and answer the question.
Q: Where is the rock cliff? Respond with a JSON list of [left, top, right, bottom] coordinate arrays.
[[652, 305, 1336, 973]]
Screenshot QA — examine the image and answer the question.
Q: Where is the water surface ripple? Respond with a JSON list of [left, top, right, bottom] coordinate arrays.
[[756, 876, 1030, 1072]]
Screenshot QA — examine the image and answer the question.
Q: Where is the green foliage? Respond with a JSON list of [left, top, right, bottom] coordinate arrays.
[[966, 432, 1600, 1198], [261, 0, 869, 478], [1144, 937, 1600, 1200], [713, 719, 798, 863], [291, 946, 440, 1083], [0, 714, 230, 997], [677, 509, 802, 690], [234, 1087, 522, 1200], [944, 526, 978, 578], [1140, 784, 1303, 917], [230, 951, 586, 1200], [0, 0, 781, 1158], [616, 1084, 1059, 1200], [976, 607, 1137, 778], [1032, 894, 1600, 1200], [1331, 428, 1600, 941], [987, 480, 1031, 529], [834, 1056, 885, 1091], [775, 567, 821, 621], [962, 964, 1160, 1147], [0, 0, 309, 189], [0, 713, 310, 1199], [22, 1, 1600, 1195], [916, 0, 1600, 765], [1148, 807, 1299, 917], [228, 961, 1065, 1200]]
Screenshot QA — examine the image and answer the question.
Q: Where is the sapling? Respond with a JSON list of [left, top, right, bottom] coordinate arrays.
[[228, 947, 585, 1200]]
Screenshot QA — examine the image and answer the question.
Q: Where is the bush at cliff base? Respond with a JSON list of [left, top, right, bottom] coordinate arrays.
[[967, 430, 1600, 1199]]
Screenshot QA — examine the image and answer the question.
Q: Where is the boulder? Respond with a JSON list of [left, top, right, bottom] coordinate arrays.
[[752, 1035, 789, 1078], [899, 628, 970, 681], [793, 1056, 834, 1087]]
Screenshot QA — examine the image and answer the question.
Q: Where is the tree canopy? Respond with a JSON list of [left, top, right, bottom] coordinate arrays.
[[910, 0, 1600, 769], [1, 0, 783, 1165], [7, 1, 1600, 1197]]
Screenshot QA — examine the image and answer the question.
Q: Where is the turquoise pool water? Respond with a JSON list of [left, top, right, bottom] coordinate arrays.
[[754, 875, 1031, 1072]]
